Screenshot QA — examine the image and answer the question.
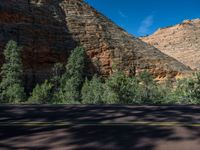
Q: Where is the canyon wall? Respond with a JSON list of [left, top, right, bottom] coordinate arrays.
[[0, 0, 191, 91]]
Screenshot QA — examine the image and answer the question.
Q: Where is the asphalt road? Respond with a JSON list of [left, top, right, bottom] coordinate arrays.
[[1, 105, 200, 150]]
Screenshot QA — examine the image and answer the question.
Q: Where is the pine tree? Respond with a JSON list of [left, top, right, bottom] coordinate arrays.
[[54, 77, 80, 104], [65, 46, 85, 83], [52, 63, 64, 83], [81, 75, 104, 104], [28, 80, 53, 104], [54, 47, 86, 103], [51, 63, 64, 94], [0, 40, 25, 103]]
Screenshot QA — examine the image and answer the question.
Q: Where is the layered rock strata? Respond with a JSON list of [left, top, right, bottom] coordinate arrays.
[[0, 0, 191, 90]]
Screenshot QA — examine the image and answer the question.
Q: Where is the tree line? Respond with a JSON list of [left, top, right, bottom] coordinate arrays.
[[0, 40, 200, 104]]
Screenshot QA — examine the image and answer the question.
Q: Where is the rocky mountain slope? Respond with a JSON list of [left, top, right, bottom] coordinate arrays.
[[0, 0, 191, 90], [141, 19, 200, 70]]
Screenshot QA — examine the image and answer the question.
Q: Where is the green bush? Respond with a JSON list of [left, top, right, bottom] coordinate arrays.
[[150, 82, 173, 104], [28, 80, 53, 104], [81, 76, 104, 104], [102, 71, 140, 104], [0, 40, 25, 103], [53, 77, 80, 104], [172, 73, 200, 104], [137, 71, 155, 102], [191, 72, 200, 102], [136, 71, 174, 104]]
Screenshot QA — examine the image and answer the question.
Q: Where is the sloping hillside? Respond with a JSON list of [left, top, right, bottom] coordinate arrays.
[[141, 19, 200, 70]]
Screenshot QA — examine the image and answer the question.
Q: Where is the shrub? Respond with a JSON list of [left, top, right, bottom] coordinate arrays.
[[103, 71, 140, 104], [53, 77, 80, 104], [191, 72, 200, 102], [81, 76, 104, 104], [173, 73, 200, 104], [28, 80, 53, 104], [137, 71, 170, 104]]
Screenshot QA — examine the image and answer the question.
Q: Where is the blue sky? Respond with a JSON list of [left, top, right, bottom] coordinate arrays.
[[85, 0, 200, 37]]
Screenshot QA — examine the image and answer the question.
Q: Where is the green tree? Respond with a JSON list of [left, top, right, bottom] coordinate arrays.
[[54, 47, 86, 103], [192, 72, 200, 101], [28, 80, 53, 104], [172, 73, 200, 104], [65, 46, 85, 81], [0, 40, 25, 103], [137, 71, 161, 104], [170, 79, 190, 104], [51, 63, 64, 97], [53, 77, 80, 104], [81, 75, 104, 104], [103, 71, 140, 104], [51, 63, 64, 86], [151, 82, 173, 104]]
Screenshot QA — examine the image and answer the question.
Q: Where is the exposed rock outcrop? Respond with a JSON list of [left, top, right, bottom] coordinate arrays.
[[141, 19, 200, 70], [0, 0, 191, 90]]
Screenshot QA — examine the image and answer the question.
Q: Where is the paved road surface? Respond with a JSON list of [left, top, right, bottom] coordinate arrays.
[[1, 105, 200, 150]]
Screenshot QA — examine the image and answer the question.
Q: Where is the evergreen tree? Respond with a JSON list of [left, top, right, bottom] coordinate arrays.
[[28, 80, 53, 104], [54, 77, 80, 104], [63, 46, 85, 83], [0, 40, 25, 103], [54, 47, 86, 103], [51, 63, 64, 85], [81, 75, 104, 104], [51, 63, 64, 95]]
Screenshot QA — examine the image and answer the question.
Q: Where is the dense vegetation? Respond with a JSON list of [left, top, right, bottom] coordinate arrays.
[[0, 40, 200, 104]]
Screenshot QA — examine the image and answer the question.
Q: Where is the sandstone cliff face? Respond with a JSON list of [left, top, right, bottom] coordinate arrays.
[[141, 19, 200, 70], [0, 0, 191, 90]]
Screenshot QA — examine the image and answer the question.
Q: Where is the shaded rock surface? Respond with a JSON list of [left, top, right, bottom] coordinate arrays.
[[141, 19, 200, 70], [0, 0, 191, 91]]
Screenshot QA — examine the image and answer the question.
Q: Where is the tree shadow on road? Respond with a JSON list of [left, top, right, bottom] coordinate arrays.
[[1, 105, 200, 150]]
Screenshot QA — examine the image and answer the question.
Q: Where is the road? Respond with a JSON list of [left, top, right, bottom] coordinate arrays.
[[1, 105, 200, 150]]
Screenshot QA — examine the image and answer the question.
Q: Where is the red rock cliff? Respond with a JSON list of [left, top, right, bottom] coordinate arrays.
[[0, 0, 191, 90]]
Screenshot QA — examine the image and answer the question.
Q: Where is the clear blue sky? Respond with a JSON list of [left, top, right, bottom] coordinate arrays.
[[85, 0, 200, 37]]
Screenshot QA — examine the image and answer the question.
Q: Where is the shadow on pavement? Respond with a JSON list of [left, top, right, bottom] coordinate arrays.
[[0, 105, 200, 149]]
